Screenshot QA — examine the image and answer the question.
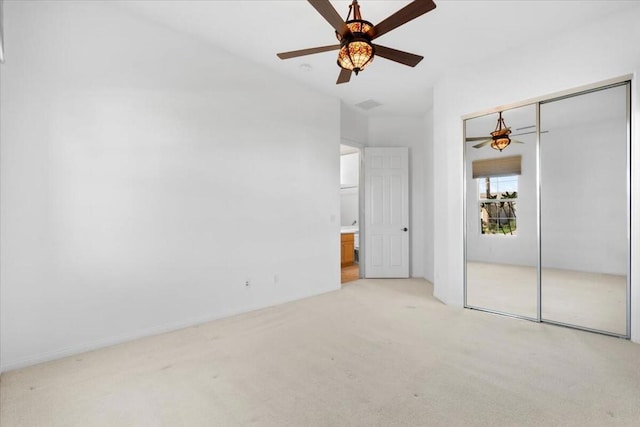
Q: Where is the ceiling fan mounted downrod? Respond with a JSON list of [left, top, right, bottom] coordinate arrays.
[[336, 0, 375, 76]]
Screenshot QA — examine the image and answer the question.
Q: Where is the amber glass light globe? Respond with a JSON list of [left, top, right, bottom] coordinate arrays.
[[337, 40, 374, 74]]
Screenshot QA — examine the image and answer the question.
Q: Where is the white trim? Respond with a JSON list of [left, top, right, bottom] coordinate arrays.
[[0, 0, 5, 63], [339, 140, 365, 279], [631, 72, 639, 343]]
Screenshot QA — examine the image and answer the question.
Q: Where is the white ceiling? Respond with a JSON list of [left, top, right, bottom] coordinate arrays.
[[114, 0, 639, 116]]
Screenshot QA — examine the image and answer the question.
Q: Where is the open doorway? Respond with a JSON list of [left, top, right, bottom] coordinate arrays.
[[340, 144, 361, 284]]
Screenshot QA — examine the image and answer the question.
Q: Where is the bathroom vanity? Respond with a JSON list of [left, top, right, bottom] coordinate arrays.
[[340, 226, 359, 268]]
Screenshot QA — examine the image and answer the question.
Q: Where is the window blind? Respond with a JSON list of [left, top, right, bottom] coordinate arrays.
[[472, 155, 521, 179]]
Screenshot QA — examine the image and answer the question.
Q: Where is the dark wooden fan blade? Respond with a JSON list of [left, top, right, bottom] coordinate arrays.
[[473, 139, 492, 149], [466, 136, 491, 142], [374, 45, 423, 67], [337, 68, 352, 84], [277, 44, 341, 60], [512, 140, 525, 144], [308, 0, 349, 37], [368, 0, 436, 40]]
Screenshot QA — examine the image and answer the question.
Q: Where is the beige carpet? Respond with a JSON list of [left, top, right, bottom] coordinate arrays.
[[2, 278, 639, 426], [467, 262, 627, 335]]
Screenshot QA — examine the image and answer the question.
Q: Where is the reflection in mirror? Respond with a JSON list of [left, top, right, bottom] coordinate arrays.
[[540, 84, 629, 335], [465, 104, 537, 318]]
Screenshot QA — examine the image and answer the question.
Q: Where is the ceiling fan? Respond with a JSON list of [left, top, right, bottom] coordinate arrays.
[[276, 0, 437, 84], [466, 112, 550, 151], [466, 112, 525, 152]]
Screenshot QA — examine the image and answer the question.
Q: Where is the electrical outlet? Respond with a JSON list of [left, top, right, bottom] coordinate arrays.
[[274, 274, 279, 284], [245, 280, 250, 287]]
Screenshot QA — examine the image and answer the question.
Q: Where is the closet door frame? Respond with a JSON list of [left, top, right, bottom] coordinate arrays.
[[462, 75, 632, 339]]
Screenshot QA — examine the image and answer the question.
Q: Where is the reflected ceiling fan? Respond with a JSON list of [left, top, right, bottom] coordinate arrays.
[[466, 112, 525, 152], [276, 0, 437, 84]]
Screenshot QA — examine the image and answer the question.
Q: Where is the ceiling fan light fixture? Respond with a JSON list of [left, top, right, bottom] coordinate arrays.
[[336, 19, 374, 42], [490, 136, 511, 152], [336, 1, 375, 76], [347, 19, 373, 35], [337, 39, 375, 75], [490, 112, 512, 152]]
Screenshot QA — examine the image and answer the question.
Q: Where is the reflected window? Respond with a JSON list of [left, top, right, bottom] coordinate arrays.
[[479, 175, 518, 235]]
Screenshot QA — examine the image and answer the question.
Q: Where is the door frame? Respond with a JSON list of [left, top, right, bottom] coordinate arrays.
[[340, 140, 365, 279]]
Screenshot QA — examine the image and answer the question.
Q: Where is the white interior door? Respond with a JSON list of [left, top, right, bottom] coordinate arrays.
[[364, 147, 409, 278]]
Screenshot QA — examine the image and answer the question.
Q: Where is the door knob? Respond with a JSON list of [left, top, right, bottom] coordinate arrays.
[[402, 227, 408, 232]]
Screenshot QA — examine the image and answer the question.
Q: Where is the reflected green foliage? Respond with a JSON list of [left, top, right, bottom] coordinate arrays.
[[481, 192, 517, 235]]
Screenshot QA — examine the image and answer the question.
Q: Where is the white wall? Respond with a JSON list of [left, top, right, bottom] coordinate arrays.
[[0, 1, 341, 371], [633, 66, 640, 344], [340, 103, 369, 146], [340, 188, 359, 227], [368, 116, 426, 278], [540, 109, 628, 275], [424, 108, 434, 283], [430, 4, 640, 341], [340, 152, 359, 188]]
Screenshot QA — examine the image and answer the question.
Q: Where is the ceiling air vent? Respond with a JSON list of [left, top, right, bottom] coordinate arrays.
[[355, 99, 382, 111]]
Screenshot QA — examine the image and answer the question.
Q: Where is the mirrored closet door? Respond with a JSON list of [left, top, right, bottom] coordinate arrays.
[[540, 83, 630, 336], [464, 80, 630, 338], [465, 104, 538, 319]]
